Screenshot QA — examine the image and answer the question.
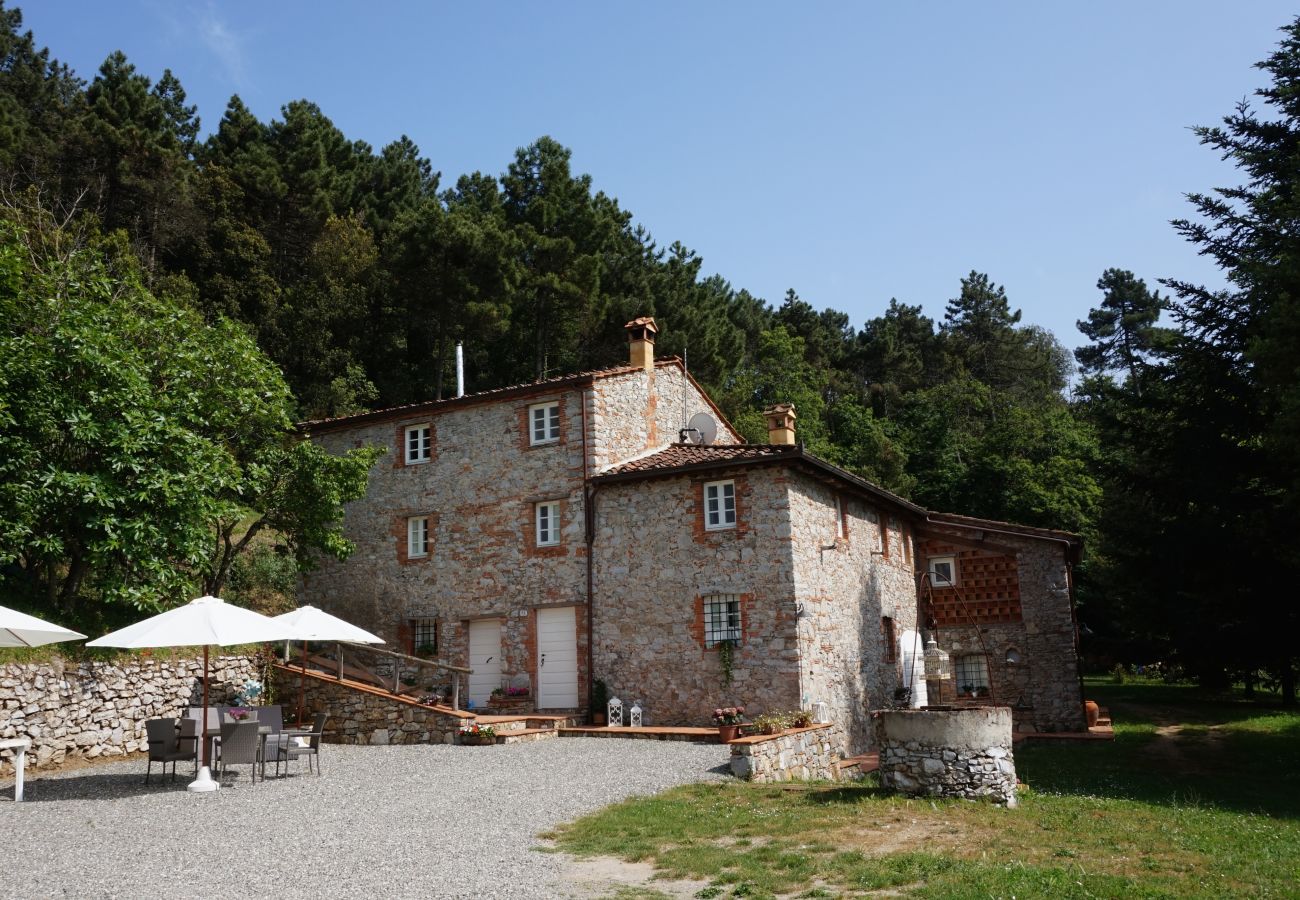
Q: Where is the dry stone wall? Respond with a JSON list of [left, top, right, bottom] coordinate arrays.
[[728, 722, 846, 782], [271, 667, 468, 745], [787, 478, 920, 751], [0, 653, 258, 775]]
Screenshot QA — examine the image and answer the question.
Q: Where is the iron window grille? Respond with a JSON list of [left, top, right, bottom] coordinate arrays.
[[954, 654, 990, 695], [703, 594, 742, 647], [411, 618, 437, 654]]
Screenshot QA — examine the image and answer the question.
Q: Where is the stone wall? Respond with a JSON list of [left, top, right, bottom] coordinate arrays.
[[272, 666, 468, 745], [919, 526, 1085, 733], [787, 477, 920, 752], [591, 465, 802, 727], [874, 706, 1017, 806], [0, 653, 258, 775], [302, 359, 729, 715], [728, 722, 846, 782]]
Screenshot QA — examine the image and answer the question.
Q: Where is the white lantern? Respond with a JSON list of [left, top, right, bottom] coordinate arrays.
[[630, 702, 643, 727], [922, 636, 951, 680], [811, 700, 830, 724], [607, 696, 624, 727]]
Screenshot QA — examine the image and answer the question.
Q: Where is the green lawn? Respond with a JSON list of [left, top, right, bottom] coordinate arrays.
[[544, 681, 1300, 898]]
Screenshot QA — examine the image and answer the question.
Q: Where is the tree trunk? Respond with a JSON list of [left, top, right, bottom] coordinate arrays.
[[1282, 663, 1296, 707]]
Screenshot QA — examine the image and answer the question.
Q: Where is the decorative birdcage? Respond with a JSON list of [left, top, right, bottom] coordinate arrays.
[[923, 636, 951, 680]]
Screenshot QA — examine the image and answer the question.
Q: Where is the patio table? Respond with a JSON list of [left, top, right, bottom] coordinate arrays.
[[1, 737, 31, 801]]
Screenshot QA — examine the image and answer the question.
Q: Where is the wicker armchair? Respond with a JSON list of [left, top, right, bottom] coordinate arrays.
[[145, 718, 195, 784], [271, 712, 327, 777], [215, 720, 262, 785]]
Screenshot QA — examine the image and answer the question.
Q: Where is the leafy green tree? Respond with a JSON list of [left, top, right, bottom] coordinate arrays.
[[0, 197, 377, 624]]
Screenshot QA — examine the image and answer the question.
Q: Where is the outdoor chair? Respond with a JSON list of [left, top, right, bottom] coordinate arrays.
[[215, 720, 262, 785], [176, 716, 200, 779], [144, 718, 194, 784], [272, 712, 327, 777]]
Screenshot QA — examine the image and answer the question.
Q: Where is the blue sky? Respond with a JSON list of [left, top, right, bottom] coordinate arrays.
[[22, 2, 1296, 352]]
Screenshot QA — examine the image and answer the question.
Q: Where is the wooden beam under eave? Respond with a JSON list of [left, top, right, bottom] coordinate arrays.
[[915, 527, 1019, 557]]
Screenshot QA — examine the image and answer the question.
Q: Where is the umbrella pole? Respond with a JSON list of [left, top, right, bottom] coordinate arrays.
[[187, 644, 219, 793], [298, 639, 307, 726]]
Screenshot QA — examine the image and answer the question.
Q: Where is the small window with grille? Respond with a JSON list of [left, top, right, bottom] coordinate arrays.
[[703, 594, 742, 647], [411, 618, 437, 655], [882, 616, 897, 663], [955, 654, 990, 696]]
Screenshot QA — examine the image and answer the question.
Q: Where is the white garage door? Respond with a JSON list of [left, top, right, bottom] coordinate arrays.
[[536, 607, 578, 709]]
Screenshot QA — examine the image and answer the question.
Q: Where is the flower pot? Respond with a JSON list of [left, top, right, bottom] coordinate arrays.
[[1083, 700, 1100, 727], [718, 724, 741, 743], [592, 712, 607, 726], [460, 734, 495, 746]]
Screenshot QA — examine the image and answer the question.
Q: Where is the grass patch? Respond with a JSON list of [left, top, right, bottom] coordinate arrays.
[[546, 683, 1300, 897]]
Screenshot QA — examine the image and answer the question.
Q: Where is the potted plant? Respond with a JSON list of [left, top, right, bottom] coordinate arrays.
[[416, 642, 436, 658], [458, 723, 497, 746], [713, 706, 746, 742], [591, 679, 608, 726], [791, 710, 813, 729], [752, 713, 783, 736]]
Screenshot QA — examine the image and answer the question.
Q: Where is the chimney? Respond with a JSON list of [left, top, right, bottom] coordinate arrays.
[[763, 403, 797, 445], [624, 316, 658, 373]]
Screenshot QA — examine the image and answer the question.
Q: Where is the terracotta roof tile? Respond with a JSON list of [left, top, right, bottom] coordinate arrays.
[[924, 512, 1082, 544], [602, 444, 795, 475]]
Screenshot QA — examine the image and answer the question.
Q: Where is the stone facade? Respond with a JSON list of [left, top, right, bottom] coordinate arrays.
[[919, 525, 1085, 733], [302, 355, 738, 715], [271, 666, 468, 745], [728, 723, 846, 782], [299, 320, 1085, 755], [0, 654, 258, 775], [874, 706, 1018, 806]]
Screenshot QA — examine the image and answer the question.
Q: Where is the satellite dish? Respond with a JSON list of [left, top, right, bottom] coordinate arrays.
[[686, 412, 717, 446]]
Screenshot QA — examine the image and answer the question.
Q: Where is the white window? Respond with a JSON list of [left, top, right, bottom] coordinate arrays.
[[955, 654, 990, 696], [703, 594, 742, 647], [704, 480, 736, 530], [535, 501, 560, 546], [407, 516, 429, 558], [529, 401, 561, 445], [405, 424, 432, 464], [928, 555, 956, 587]]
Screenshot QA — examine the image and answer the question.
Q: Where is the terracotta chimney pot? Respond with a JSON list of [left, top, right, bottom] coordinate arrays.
[[763, 402, 797, 445], [624, 316, 658, 373]]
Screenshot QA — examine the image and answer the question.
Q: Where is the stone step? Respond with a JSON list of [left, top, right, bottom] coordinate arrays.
[[834, 752, 880, 779], [497, 727, 558, 744], [558, 726, 720, 743]]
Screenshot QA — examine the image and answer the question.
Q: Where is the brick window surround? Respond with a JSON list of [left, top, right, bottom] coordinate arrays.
[[394, 421, 435, 468], [525, 500, 566, 557], [835, 495, 850, 542], [535, 500, 560, 547], [690, 593, 753, 649], [692, 475, 749, 543], [407, 516, 430, 559], [394, 512, 437, 565], [518, 396, 567, 451]]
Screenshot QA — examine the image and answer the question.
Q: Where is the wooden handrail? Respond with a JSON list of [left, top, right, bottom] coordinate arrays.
[[341, 642, 472, 674]]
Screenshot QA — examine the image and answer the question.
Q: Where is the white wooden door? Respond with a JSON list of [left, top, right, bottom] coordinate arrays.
[[536, 607, 578, 708], [468, 619, 502, 708], [899, 629, 928, 707]]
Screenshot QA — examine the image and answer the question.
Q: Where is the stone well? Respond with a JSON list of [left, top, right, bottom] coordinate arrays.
[[873, 706, 1017, 807]]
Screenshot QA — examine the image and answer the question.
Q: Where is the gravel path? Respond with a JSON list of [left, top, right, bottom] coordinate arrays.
[[2, 738, 733, 899]]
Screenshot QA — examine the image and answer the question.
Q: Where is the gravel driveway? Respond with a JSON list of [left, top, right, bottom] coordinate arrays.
[[2, 738, 732, 899]]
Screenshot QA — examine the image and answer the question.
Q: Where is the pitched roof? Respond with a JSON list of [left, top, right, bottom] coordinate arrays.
[[924, 512, 1082, 545], [301, 362, 640, 434], [594, 442, 927, 516]]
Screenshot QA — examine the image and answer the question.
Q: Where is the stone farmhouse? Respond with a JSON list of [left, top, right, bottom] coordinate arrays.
[[300, 318, 1086, 752]]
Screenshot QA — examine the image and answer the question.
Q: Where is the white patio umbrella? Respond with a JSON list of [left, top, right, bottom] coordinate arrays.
[[0, 604, 87, 647], [87, 595, 293, 793], [272, 605, 384, 725]]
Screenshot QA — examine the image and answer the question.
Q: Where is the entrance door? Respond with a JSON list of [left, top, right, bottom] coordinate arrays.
[[536, 606, 578, 708], [468, 619, 502, 708]]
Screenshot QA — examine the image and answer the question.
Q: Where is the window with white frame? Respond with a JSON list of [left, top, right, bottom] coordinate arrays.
[[928, 555, 956, 587], [955, 654, 990, 696], [529, 401, 561, 445], [405, 424, 432, 464], [703, 594, 742, 647], [535, 500, 560, 546], [704, 480, 736, 530], [407, 516, 430, 558]]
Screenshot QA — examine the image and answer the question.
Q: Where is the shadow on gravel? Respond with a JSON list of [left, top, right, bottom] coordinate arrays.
[[13, 771, 195, 802]]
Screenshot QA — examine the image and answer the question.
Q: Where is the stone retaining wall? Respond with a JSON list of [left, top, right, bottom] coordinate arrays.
[[873, 706, 1017, 806], [271, 665, 468, 745], [728, 722, 845, 782], [0, 653, 259, 775]]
